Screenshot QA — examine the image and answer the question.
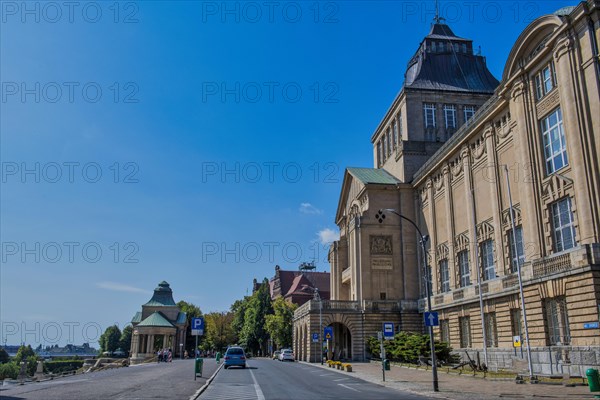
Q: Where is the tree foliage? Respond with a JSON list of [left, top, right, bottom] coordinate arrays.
[[265, 298, 297, 349], [240, 278, 273, 355], [177, 300, 203, 354], [366, 332, 457, 364], [119, 325, 133, 354], [99, 325, 122, 353], [0, 347, 9, 364], [204, 312, 236, 352], [13, 345, 39, 376]]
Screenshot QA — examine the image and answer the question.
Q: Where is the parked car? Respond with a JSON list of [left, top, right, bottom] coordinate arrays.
[[223, 346, 246, 369], [278, 349, 294, 362], [272, 350, 281, 360]]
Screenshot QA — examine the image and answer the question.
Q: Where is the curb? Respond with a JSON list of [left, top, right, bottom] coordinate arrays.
[[189, 362, 223, 400]]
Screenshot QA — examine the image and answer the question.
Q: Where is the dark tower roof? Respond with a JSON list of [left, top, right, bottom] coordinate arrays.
[[144, 281, 177, 307], [404, 22, 499, 93]]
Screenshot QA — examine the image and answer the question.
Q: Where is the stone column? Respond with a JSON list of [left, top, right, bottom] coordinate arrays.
[[483, 123, 506, 275], [443, 164, 456, 288], [162, 334, 168, 350], [553, 35, 598, 243], [462, 146, 477, 282], [147, 334, 154, 354], [509, 79, 543, 259], [427, 178, 437, 293]]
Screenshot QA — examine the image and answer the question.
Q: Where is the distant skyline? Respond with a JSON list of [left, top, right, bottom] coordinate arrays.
[[1, 1, 575, 346]]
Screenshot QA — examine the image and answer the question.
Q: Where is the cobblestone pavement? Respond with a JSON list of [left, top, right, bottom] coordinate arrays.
[[302, 361, 596, 400]]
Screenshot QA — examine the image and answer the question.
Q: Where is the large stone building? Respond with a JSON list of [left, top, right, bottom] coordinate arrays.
[[293, 1, 600, 376], [129, 281, 188, 364]]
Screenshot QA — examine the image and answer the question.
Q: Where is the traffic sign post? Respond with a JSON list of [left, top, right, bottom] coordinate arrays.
[[383, 322, 394, 340], [191, 317, 205, 381], [424, 312, 439, 327], [324, 327, 333, 361]]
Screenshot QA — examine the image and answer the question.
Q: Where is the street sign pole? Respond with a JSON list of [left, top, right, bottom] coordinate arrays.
[[379, 332, 385, 382]]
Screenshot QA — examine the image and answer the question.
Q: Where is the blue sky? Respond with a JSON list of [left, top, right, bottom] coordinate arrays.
[[1, 0, 574, 347]]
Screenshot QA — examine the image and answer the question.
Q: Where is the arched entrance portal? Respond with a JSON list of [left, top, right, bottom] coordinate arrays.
[[326, 323, 352, 361]]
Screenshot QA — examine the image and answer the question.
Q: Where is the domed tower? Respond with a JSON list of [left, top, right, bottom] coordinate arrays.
[[372, 18, 499, 182]]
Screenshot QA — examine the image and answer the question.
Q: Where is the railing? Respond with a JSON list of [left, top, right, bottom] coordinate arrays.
[[532, 252, 572, 277]]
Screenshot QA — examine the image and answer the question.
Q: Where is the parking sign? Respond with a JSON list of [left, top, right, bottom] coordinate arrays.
[[191, 317, 204, 336]]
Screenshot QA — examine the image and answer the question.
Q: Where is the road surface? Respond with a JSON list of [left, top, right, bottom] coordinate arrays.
[[0, 358, 218, 400], [200, 358, 430, 400]]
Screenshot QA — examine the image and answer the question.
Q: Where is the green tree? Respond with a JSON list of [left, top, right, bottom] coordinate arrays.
[[14, 345, 35, 364], [176, 300, 203, 354], [14, 345, 39, 376], [265, 297, 297, 349], [119, 325, 133, 355], [0, 347, 9, 364], [204, 311, 236, 352], [230, 297, 248, 345], [240, 278, 273, 356], [99, 325, 122, 353]]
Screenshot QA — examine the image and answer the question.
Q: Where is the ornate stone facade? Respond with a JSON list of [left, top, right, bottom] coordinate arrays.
[[293, 1, 600, 374]]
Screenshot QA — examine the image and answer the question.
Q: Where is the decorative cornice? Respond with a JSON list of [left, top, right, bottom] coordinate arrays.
[[553, 35, 573, 63], [510, 80, 526, 100]]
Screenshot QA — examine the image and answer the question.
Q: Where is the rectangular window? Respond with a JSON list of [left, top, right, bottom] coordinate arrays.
[[424, 103, 436, 128], [459, 316, 471, 348], [444, 105, 457, 130], [508, 226, 525, 273], [544, 296, 570, 345], [440, 319, 450, 344], [480, 240, 495, 281], [551, 197, 577, 252], [431, 42, 437, 52], [458, 250, 470, 287], [382, 135, 387, 162], [535, 74, 543, 100], [439, 259, 450, 293], [462, 43, 467, 53], [376, 141, 382, 167], [484, 313, 498, 347], [386, 131, 391, 157], [542, 107, 568, 174], [510, 308, 522, 338], [380, 292, 387, 300], [392, 122, 398, 150], [398, 113, 403, 138], [534, 61, 557, 100], [464, 106, 475, 123]]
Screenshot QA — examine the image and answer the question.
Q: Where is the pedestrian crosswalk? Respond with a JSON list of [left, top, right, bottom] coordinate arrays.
[[199, 383, 259, 400]]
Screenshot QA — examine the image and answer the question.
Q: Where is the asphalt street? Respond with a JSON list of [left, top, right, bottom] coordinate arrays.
[[199, 358, 430, 400], [0, 358, 218, 400]]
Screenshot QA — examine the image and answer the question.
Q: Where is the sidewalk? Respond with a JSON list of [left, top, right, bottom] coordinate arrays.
[[304, 361, 596, 400]]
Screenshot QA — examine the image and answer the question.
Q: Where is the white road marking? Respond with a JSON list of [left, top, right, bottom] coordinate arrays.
[[338, 383, 360, 392], [319, 373, 335, 376], [249, 365, 266, 400], [334, 377, 350, 382]]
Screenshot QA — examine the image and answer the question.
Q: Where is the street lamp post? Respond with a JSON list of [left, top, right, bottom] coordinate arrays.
[[302, 285, 323, 364], [377, 209, 439, 392]]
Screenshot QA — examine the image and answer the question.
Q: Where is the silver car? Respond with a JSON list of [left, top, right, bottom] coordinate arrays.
[[278, 349, 294, 362]]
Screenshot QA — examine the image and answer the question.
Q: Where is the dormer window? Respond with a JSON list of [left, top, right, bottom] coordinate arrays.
[[462, 43, 467, 53], [432, 42, 437, 52]]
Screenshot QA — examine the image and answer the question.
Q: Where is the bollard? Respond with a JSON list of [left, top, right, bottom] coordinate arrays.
[[216, 352, 221, 364], [586, 368, 600, 398], [384, 359, 390, 371], [194, 358, 204, 380]]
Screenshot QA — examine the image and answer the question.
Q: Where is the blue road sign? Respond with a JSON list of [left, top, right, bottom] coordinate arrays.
[[312, 333, 320, 343], [191, 317, 204, 335], [424, 311, 439, 327], [583, 322, 599, 329], [383, 322, 394, 340], [324, 326, 333, 340]]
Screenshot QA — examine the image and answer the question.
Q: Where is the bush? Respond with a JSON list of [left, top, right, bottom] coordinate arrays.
[[366, 331, 458, 364], [44, 360, 85, 374], [0, 362, 19, 379]]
